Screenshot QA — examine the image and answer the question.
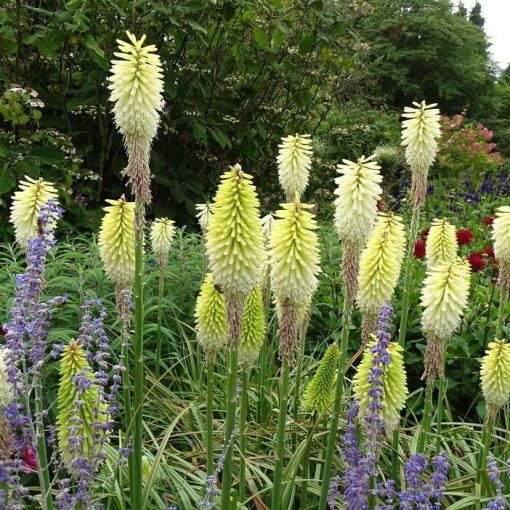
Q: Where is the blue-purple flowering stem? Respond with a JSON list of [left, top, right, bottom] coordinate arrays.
[[484, 455, 507, 510]]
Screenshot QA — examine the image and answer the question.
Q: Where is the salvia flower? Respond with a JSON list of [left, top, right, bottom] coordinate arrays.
[[421, 258, 471, 341], [277, 134, 313, 200], [302, 343, 339, 414], [98, 198, 136, 289], [401, 101, 441, 173], [196, 203, 214, 234], [9, 176, 58, 248], [485, 456, 506, 510], [480, 340, 510, 420], [150, 217, 176, 268], [334, 155, 383, 247], [194, 274, 228, 362], [270, 196, 320, 303], [57, 341, 107, 474], [206, 165, 264, 298], [108, 31, 164, 202], [493, 206, 510, 263], [0, 349, 13, 408], [357, 213, 406, 315], [426, 218, 458, 268], [353, 339, 408, 435], [239, 286, 266, 367]]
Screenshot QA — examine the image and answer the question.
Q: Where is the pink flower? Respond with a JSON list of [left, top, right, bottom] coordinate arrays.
[[23, 446, 37, 472]]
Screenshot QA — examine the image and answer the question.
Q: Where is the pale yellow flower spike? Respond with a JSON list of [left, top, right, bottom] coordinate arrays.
[[357, 213, 406, 314], [421, 258, 471, 341], [334, 155, 383, 247], [277, 134, 313, 201], [9, 176, 58, 248], [150, 218, 176, 268], [98, 198, 136, 288], [480, 339, 510, 416], [426, 218, 458, 268], [108, 31, 164, 203], [493, 206, 510, 263]]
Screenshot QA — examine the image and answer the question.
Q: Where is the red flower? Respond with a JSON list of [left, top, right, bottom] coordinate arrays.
[[420, 227, 430, 240], [376, 200, 384, 212], [483, 216, 494, 226], [456, 228, 473, 246], [0, 326, 7, 336], [22, 445, 37, 472], [413, 240, 426, 260], [468, 252, 485, 272], [484, 246, 495, 259]]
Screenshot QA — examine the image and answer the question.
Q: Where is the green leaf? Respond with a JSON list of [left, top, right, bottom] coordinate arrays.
[[272, 28, 285, 48], [209, 127, 231, 149], [252, 27, 269, 49], [28, 147, 65, 166], [84, 34, 108, 69], [0, 166, 16, 195], [192, 123, 207, 144], [299, 32, 316, 54]]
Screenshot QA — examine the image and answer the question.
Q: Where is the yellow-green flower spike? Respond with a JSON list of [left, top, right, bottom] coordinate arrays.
[[98, 198, 136, 289], [277, 134, 313, 201], [196, 202, 214, 234], [302, 343, 340, 415], [239, 286, 266, 367], [421, 258, 471, 341], [150, 217, 176, 268], [401, 101, 441, 174], [353, 340, 408, 434], [269, 196, 320, 303], [206, 165, 264, 297], [493, 206, 510, 263], [480, 339, 510, 418], [334, 155, 383, 247], [357, 213, 406, 314], [57, 342, 107, 474], [9, 176, 58, 248], [426, 218, 458, 268], [0, 349, 13, 409], [195, 274, 228, 361], [108, 31, 164, 202]]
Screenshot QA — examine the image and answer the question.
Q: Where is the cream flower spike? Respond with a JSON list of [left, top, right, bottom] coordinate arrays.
[[426, 218, 458, 268], [401, 101, 441, 174], [334, 154, 383, 247], [480, 339, 510, 418], [206, 164, 264, 297], [108, 31, 164, 203], [9, 176, 58, 248], [150, 218, 176, 268], [196, 202, 214, 234], [277, 134, 313, 200], [493, 206, 510, 263], [98, 198, 136, 288], [421, 258, 471, 340], [357, 213, 406, 314], [269, 194, 320, 303]]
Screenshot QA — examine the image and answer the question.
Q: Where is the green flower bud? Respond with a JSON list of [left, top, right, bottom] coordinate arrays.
[[239, 286, 266, 367]]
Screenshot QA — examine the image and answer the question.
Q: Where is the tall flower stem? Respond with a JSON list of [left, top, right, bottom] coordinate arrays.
[[392, 206, 421, 479], [155, 267, 165, 379], [239, 370, 249, 505], [476, 417, 494, 505], [272, 358, 291, 510], [436, 376, 445, 453], [318, 296, 353, 509], [220, 347, 239, 510], [131, 203, 145, 510], [496, 292, 507, 339], [292, 328, 306, 449], [300, 411, 317, 507], [417, 382, 434, 454], [206, 360, 215, 475], [35, 384, 55, 510]]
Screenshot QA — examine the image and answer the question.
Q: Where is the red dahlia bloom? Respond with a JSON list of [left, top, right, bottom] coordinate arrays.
[[414, 239, 426, 259], [456, 228, 474, 246], [468, 252, 485, 272], [484, 246, 495, 258], [483, 216, 494, 226], [420, 227, 430, 240]]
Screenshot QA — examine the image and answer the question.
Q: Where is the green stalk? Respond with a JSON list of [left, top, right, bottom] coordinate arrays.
[[476, 417, 494, 505], [417, 382, 434, 454], [496, 292, 507, 339], [391, 205, 421, 480], [155, 266, 165, 379], [206, 360, 215, 475], [272, 358, 291, 510], [435, 376, 445, 454], [220, 347, 239, 510], [35, 384, 55, 510], [300, 411, 317, 508], [239, 370, 249, 505], [318, 297, 353, 510], [131, 203, 145, 510], [292, 327, 306, 449]]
